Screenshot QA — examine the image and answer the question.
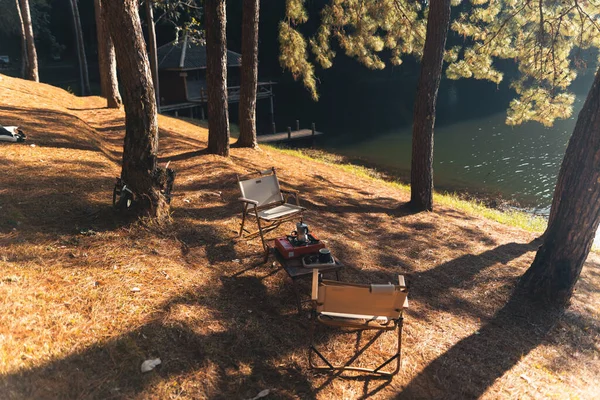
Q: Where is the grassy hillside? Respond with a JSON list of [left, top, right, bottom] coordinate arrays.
[[0, 74, 598, 399]]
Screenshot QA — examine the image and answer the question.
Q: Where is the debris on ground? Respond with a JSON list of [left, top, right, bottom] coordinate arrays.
[[140, 358, 161, 373]]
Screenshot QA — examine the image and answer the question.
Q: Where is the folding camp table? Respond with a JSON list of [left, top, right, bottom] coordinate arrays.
[[270, 246, 343, 314]]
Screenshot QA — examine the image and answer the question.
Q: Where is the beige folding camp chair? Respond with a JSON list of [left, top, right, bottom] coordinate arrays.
[[237, 167, 305, 251], [309, 270, 409, 376]]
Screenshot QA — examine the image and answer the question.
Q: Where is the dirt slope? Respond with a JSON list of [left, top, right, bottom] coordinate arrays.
[[0, 74, 599, 399]]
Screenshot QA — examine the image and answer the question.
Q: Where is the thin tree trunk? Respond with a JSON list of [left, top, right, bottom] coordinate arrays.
[[205, 0, 230, 156], [19, 0, 38, 82], [145, 0, 160, 109], [14, 0, 29, 79], [70, 0, 84, 94], [409, 0, 451, 211], [236, 0, 260, 148], [94, 0, 122, 108], [95, 0, 108, 97], [102, 0, 170, 220], [69, 0, 91, 95], [519, 67, 600, 306]]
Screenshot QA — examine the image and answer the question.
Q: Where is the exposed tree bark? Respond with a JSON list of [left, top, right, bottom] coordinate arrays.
[[519, 67, 600, 306], [18, 0, 38, 82], [145, 0, 160, 109], [543, 154, 565, 237], [205, 0, 230, 156], [94, 0, 122, 108], [102, 0, 170, 220], [14, 0, 29, 79], [409, 0, 451, 211], [69, 0, 91, 95], [236, 0, 260, 148]]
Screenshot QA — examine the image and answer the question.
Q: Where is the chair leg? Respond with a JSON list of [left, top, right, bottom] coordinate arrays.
[[262, 246, 270, 263], [255, 213, 268, 252], [308, 324, 402, 376], [372, 320, 403, 375], [239, 204, 249, 237], [309, 314, 334, 370], [396, 318, 404, 373]]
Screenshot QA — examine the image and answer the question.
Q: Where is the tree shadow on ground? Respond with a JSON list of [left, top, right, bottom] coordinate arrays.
[[0, 106, 104, 151], [396, 288, 561, 399], [0, 156, 126, 236], [407, 241, 540, 318], [159, 148, 208, 163], [67, 107, 108, 111], [1, 275, 321, 399]]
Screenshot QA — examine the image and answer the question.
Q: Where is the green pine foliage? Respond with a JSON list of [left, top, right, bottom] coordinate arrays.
[[448, 0, 600, 126], [279, 0, 600, 127], [279, 0, 426, 100], [312, 0, 426, 69], [278, 0, 318, 100]]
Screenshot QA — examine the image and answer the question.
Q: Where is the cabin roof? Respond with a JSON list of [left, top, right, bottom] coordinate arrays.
[[157, 39, 242, 71]]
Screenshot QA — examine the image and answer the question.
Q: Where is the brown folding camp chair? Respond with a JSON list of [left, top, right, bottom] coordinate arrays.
[[237, 167, 305, 251], [309, 270, 409, 376]]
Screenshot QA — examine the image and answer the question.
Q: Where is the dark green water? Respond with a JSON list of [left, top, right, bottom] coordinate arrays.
[[331, 104, 576, 213]]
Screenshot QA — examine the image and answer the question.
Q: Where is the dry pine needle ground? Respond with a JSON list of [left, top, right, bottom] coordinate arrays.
[[0, 74, 599, 399]]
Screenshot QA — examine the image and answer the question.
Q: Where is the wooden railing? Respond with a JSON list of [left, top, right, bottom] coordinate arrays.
[[192, 81, 276, 104]]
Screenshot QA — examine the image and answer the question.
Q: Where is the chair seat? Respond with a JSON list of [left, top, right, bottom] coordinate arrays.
[[254, 204, 304, 220]]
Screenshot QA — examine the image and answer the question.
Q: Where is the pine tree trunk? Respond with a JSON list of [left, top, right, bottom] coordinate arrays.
[[69, 0, 91, 96], [14, 0, 29, 79], [236, 0, 260, 148], [102, 0, 170, 220], [94, 0, 122, 108], [19, 0, 38, 82], [409, 0, 451, 211], [543, 155, 566, 237], [519, 67, 600, 306], [205, 0, 230, 156], [145, 0, 160, 109]]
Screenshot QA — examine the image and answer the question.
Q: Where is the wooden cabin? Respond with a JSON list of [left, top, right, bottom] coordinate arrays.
[[157, 38, 275, 115]]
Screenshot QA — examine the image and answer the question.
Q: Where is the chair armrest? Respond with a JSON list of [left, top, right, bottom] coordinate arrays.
[[281, 189, 300, 206], [312, 269, 319, 301], [398, 275, 409, 308], [238, 197, 259, 205], [398, 275, 406, 287]]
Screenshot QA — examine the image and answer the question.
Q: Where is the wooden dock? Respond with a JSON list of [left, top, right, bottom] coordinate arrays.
[[257, 129, 324, 143]]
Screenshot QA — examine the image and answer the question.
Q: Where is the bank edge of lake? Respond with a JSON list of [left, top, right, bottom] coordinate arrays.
[[268, 146, 548, 235]]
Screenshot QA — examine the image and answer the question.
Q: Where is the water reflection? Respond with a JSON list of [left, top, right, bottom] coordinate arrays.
[[332, 109, 577, 213]]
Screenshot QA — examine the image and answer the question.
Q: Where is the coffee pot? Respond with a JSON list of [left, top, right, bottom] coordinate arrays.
[[296, 222, 310, 243]]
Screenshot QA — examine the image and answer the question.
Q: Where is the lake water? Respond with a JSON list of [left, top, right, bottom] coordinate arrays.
[[330, 106, 575, 213], [266, 65, 595, 214]]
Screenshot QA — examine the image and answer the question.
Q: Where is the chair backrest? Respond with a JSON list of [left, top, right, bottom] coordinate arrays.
[[314, 277, 408, 319], [238, 172, 284, 207]]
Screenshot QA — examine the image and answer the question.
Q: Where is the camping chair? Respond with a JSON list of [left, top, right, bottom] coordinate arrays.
[[309, 270, 409, 376], [237, 167, 305, 251]]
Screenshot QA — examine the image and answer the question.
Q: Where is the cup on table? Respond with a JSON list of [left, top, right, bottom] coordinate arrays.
[[318, 248, 332, 263]]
